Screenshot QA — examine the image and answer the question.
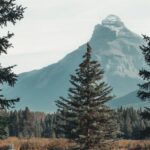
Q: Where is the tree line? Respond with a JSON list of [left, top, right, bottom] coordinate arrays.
[[0, 106, 149, 140]]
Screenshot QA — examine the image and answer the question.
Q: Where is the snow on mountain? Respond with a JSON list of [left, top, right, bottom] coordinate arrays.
[[102, 15, 124, 36], [3, 15, 145, 112], [102, 15, 124, 26]]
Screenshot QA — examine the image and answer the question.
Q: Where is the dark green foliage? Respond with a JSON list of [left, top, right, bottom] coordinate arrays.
[[140, 107, 150, 138], [0, 107, 148, 140], [117, 107, 149, 139], [21, 107, 34, 137], [138, 35, 150, 100], [6, 107, 56, 138], [0, 111, 9, 139], [0, 0, 25, 54], [56, 44, 118, 150], [8, 107, 43, 138], [0, 0, 25, 138], [0, 0, 25, 26], [138, 35, 150, 137], [9, 110, 19, 136], [141, 107, 150, 120], [0, 65, 19, 109], [0, 0, 25, 109], [42, 113, 57, 138]]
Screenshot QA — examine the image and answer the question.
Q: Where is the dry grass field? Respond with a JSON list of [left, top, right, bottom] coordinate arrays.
[[0, 137, 72, 150], [0, 137, 150, 150], [117, 140, 150, 150]]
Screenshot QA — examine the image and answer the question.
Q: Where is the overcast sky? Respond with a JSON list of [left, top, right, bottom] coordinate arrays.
[[1, 0, 150, 73]]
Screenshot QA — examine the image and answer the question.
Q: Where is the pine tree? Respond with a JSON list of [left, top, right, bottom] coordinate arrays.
[[22, 107, 34, 137], [138, 35, 150, 137], [56, 44, 118, 150], [42, 114, 57, 138], [0, 0, 25, 138], [0, 110, 9, 139]]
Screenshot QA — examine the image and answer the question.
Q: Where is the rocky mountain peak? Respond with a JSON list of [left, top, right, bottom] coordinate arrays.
[[102, 15, 124, 27]]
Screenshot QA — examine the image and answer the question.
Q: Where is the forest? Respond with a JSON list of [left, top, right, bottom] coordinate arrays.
[[0, 107, 149, 140]]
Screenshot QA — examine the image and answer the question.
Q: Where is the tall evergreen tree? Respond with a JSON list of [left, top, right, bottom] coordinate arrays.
[[0, 110, 9, 139], [42, 113, 57, 138], [56, 44, 118, 150], [0, 0, 25, 138], [138, 35, 150, 137], [22, 107, 34, 137]]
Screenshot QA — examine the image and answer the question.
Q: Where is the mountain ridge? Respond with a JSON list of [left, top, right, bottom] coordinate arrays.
[[3, 15, 145, 112]]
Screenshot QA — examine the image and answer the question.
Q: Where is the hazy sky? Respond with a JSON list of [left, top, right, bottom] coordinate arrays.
[[1, 0, 150, 73]]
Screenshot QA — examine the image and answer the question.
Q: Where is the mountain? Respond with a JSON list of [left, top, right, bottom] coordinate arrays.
[[108, 90, 149, 109], [3, 15, 145, 112]]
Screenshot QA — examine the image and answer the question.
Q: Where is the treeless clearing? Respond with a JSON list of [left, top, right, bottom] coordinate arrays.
[[0, 137, 71, 150], [0, 137, 150, 150], [117, 139, 150, 150]]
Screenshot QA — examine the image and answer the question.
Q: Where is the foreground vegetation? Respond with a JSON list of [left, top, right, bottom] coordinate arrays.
[[0, 137, 72, 150], [3, 106, 149, 139], [0, 137, 149, 150]]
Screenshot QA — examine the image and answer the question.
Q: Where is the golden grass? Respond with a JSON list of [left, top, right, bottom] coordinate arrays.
[[117, 139, 150, 150], [0, 137, 71, 150], [0, 137, 150, 150]]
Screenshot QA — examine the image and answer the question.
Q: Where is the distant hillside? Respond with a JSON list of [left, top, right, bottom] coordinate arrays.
[[108, 90, 149, 109]]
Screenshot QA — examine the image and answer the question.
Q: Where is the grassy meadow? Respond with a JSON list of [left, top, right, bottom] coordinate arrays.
[[0, 137, 150, 150], [0, 137, 72, 150]]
